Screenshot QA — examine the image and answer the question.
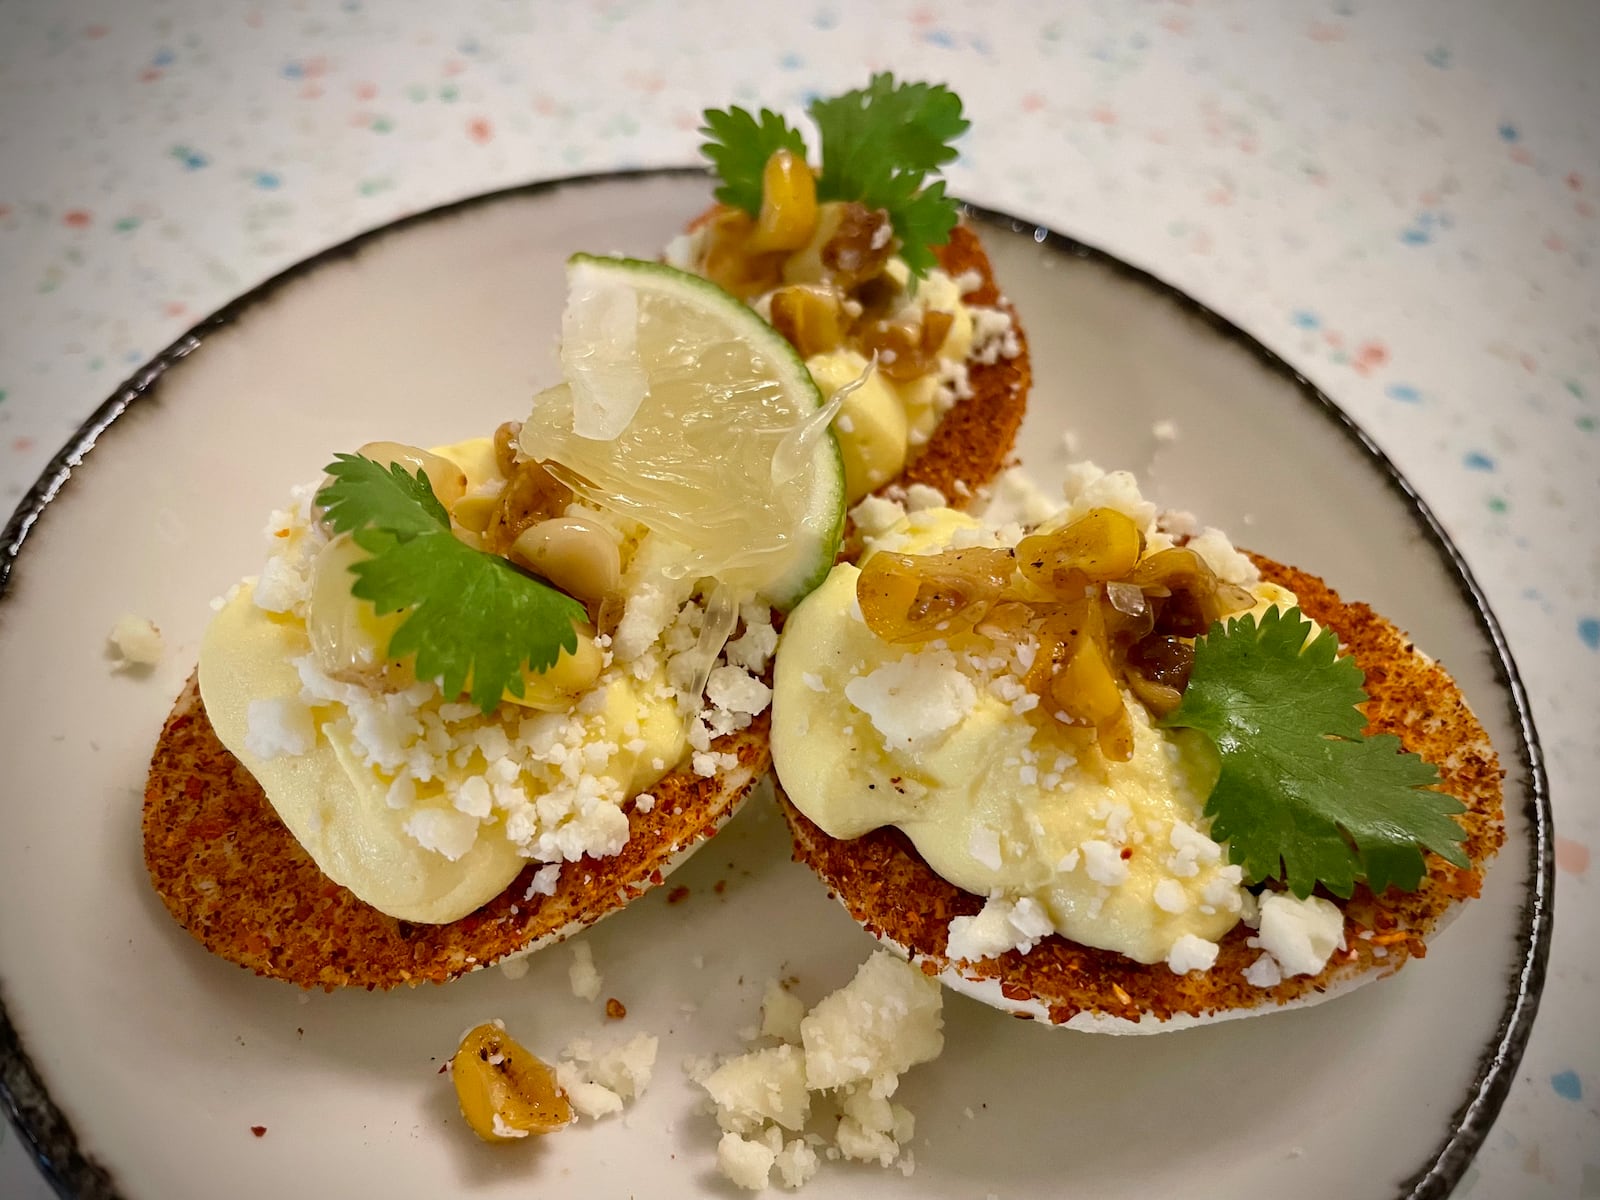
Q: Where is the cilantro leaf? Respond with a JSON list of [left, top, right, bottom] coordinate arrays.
[[699, 105, 809, 214], [808, 73, 968, 197], [314, 454, 587, 714], [319, 452, 449, 537], [1160, 605, 1469, 899], [884, 178, 960, 279], [809, 73, 969, 279]]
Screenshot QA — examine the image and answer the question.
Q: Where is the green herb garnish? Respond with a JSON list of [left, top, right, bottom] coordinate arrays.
[[315, 453, 587, 714], [1161, 605, 1469, 899], [699, 73, 970, 278]]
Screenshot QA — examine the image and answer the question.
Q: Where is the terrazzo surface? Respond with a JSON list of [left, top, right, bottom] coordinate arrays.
[[1, 1, 1595, 1197]]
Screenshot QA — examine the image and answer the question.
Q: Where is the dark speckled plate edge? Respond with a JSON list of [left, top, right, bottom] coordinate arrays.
[[0, 168, 1552, 1200]]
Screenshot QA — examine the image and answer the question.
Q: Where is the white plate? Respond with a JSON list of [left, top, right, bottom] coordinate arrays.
[[0, 171, 1551, 1200]]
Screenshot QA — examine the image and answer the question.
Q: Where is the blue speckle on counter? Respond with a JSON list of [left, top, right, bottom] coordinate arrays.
[[1551, 1070, 1582, 1101]]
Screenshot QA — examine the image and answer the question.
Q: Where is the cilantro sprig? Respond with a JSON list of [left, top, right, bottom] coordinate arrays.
[[1161, 605, 1469, 899], [699, 73, 970, 278], [315, 454, 587, 714]]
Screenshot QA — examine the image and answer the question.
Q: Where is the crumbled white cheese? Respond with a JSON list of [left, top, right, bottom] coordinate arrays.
[[497, 953, 531, 980], [981, 466, 1064, 528], [700, 953, 943, 1191], [1166, 819, 1225, 878], [903, 483, 947, 512], [760, 980, 806, 1044], [527, 863, 562, 897], [555, 1032, 657, 1121], [945, 895, 1054, 962], [244, 696, 315, 760], [801, 954, 944, 1092], [107, 613, 164, 666], [568, 941, 602, 1001], [707, 665, 774, 716], [968, 306, 1020, 364], [555, 1062, 624, 1120], [401, 808, 479, 861], [835, 1085, 915, 1166], [1254, 893, 1346, 977], [704, 1044, 811, 1133], [844, 650, 977, 745], [1187, 526, 1259, 586], [582, 1032, 657, 1101], [1166, 933, 1221, 974], [252, 552, 310, 614], [452, 775, 492, 818], [1152, 879, 1190, 914], [774, 1138, 821, 1188], [718, 1130, 779, 1191], [847, 494, 907, 537], [1080, 839, 1131, 887], [1243, 952, 1284, 988], [724, 605, 779, 673], [1060, 461, 1158, 531]]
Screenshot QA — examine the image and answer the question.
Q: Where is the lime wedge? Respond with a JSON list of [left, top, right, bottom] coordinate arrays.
[[520, 254, 846, 609]]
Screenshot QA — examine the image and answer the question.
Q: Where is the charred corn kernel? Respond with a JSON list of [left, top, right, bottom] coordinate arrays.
[[501, 630, 604, 710], [781, 201, 846, 286], [509, 516, 622, 604], [768, 285, 847, 358], [450, 491, 502, 534], [1049, 639, 1126, 730], [748, 149, 818, 253], [357, 441, 468, 509], [306, 533, 407, 684], [1018, 508, 1143, 590], [806, 350, 907, 502], [434, 435, 506, 488], [700, 209, 784, 300], [451, 1021, 572, 1142]]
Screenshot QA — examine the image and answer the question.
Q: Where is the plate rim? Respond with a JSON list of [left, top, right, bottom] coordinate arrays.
[[0, 166, 1554, 1200]]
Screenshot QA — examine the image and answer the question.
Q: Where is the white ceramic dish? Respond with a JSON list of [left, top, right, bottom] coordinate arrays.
[[0, 170, 1550, 1200]]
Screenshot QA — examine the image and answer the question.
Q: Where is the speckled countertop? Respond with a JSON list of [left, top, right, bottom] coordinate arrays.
[[1, 1, 1595, 1196]]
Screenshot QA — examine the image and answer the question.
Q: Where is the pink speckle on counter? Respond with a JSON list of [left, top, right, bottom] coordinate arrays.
[[1555, 837, 1590, 878]]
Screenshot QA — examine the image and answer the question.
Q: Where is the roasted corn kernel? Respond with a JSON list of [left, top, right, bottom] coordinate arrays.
[[748, 148, 818, 253], [451, 1021, 572, 1142]]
